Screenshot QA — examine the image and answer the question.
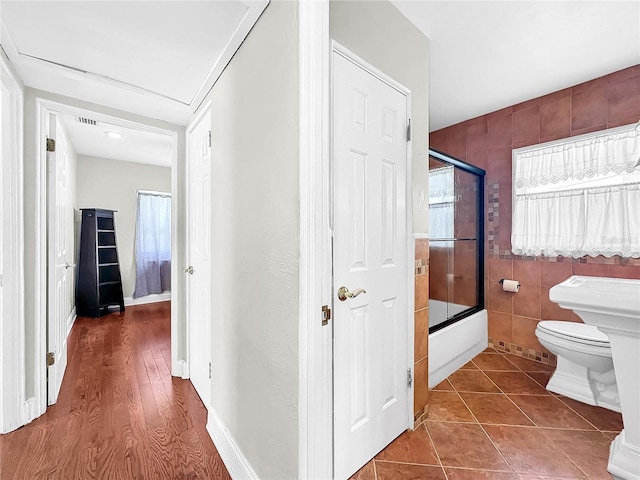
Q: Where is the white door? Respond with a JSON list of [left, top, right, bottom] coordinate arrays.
[[333, 52, 410, 479], [47, 115, 74, 404], [186, 107, 212, 408]]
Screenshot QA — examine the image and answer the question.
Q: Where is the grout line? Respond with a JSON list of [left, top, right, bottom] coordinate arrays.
[[553, 395, 613, 433], [374, 459, 442, 467], [536, 425, 592, 479], [422, 418, 446, 473], [450, 381, 518, 476]]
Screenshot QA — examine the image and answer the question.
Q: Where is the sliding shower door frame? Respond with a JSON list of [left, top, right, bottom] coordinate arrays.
[[428, 148, 485, 334]]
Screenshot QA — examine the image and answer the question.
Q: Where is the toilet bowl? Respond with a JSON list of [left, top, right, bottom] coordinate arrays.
[[535, 320, 620, 412]]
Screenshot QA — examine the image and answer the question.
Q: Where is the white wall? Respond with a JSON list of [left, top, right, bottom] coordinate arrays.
[[330, 0, 430, 234], [76, 155, 171, 299], [206, 1, 300, 478]]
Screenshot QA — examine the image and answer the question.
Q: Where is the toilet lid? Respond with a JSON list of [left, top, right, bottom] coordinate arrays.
[[537, 321, 610, 344]]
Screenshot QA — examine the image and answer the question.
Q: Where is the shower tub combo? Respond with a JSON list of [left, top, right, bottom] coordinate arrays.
[[426, 149, 487, 388]]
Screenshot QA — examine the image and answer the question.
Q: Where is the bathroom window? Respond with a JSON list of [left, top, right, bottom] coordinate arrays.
[[512, 123, 640, 258], [429, 165, 455, 245]]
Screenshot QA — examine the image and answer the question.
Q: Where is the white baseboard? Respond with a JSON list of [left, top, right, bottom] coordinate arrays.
[[206, 407, 259, 480], [172, 359, 189, 379], [66, 308, 76, 337], [24, 397, 37, 424], [124, 292, 171, 306]]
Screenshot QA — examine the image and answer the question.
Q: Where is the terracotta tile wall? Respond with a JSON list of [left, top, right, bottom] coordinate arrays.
[[414, 238, 429, 425], [430, 65, 640, 364]]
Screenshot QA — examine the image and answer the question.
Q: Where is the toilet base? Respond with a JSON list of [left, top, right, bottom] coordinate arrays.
[[546, 356, 620, 413]]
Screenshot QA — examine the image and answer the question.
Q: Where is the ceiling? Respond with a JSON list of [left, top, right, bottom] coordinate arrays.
[[58, 112, 173, 168], [1, 0, 638, 154], [392, 0, 640, 131], [0, 0, 267, 165]]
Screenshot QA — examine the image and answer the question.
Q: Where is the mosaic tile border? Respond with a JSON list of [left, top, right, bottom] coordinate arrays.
[[414, 258, 429, 276], [486, 181, 640, 266], [487, 181, 501, 258], [488, 337, 557, 367], [413, 404, 429, 428]]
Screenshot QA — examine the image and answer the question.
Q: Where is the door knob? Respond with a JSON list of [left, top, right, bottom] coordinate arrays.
[[65, 262, 76, 269], [337, 286, 366, 301], [184, 266, 195, 274]]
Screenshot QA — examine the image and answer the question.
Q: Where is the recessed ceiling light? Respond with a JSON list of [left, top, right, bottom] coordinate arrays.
[[104, 131, 123, 139]]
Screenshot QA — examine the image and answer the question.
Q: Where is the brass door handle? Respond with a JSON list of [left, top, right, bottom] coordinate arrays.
[[337, 286, 366, 301], [184, 266, 194, 274]]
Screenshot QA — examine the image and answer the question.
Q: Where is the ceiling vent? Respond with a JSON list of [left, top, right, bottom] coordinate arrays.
[[77, 116, 98, 126]]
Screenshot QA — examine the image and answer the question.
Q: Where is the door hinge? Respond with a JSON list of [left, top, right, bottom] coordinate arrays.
[[407, 368, 413, 388], [208, 362, 212, 379], [47, 352, 55, 366], [406, 119, 412, 142], [322, 305, 331, 326], [46, 138, 56, 152], [208, 130, 211, 148]]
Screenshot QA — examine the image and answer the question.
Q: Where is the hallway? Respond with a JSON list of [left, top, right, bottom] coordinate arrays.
[[0, 302, 230, 480]]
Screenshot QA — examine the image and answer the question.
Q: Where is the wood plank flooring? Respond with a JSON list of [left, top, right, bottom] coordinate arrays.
[[0, 302, 231, 480]]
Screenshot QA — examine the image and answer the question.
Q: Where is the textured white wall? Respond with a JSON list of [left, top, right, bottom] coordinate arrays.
[[330, 0, 430, 235], [206, 1, 300, 478], [76, 155, 171, 298]]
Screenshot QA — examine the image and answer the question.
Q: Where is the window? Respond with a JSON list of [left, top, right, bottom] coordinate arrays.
[[429, 165, 455, 244], [133, 191, 172, 298], [511, 123, 640, 258]]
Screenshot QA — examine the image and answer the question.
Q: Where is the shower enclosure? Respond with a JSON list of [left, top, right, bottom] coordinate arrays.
[[428, 148, 485, 333]]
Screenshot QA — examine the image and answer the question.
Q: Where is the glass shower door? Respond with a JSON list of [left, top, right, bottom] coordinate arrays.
[[428, 150, 485, 333]]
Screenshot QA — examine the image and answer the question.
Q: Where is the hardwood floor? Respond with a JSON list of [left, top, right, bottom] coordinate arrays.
[[0, 302, 231, 480]]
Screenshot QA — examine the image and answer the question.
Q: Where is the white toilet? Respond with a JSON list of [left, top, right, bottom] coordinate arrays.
[[535, 320, 620, 412]]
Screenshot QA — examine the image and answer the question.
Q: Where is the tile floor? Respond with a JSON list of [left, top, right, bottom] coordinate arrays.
[[350, 348, 623, 480]]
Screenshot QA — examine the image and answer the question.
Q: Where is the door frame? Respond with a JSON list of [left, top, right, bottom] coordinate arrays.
[[298, 0, 332, 477], [297, 1, 415, 471], [0, 54, 26, 433], [32, 98, 181, 419], [184, 100, 212, 406]]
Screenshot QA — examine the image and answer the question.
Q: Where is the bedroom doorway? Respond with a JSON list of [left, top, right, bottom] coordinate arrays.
[[34, 98, 180, 411]]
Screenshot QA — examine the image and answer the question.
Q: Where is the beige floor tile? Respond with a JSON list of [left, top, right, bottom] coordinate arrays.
[[483, 425, 585, 478], [375, 462, 446, 480], [427, 421, 510, 470]]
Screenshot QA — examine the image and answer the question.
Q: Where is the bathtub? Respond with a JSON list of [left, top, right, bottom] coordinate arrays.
[[428, 308, 488, 388]]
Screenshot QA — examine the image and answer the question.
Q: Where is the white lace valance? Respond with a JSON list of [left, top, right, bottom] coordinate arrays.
[[512, 123, 640, 259], [514, 125, 640, 191]]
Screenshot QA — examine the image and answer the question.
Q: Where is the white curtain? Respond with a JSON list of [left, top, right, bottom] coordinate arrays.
[[133, 191, 172, 298], [512, 124, 640, 258]]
